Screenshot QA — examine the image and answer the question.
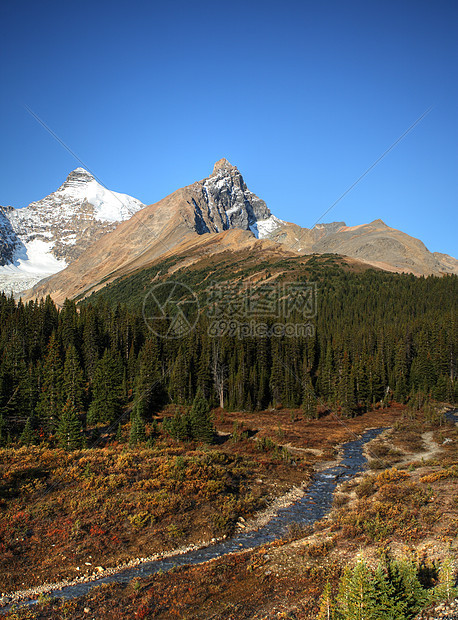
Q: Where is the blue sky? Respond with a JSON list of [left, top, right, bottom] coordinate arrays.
[[1, 0, 457, 256]]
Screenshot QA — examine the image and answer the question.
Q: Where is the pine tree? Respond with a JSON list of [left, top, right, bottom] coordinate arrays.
[[431, 557, 458, 603], [371, 563, 398, 620], [189, 389, 214, 443], [35, 333, 64, 432], [169, 347, 189, 405], [336, 566, 352, 619], [129, 410, 146, 446], [0, 414, 6, 447], [132, 338, 163, 420], [393, 343, 409, 403], [336, 560, 378, 620], [63, 344, 85, 412], [385, 557, 428, 619], [317, 581, 334, 620], [87, 349, 125, 425], [20, 417, 37, 446], [57, 400, 83, 450], [115, 422, 123, 443], [162, 411, 190, 441], [58, 299, 79, 348], [302, 374, 318, 419]]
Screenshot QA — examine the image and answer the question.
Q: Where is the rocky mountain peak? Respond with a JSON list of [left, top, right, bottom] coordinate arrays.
[[369, 218, 388, 227], [58, 167, 95, 192], [189, 159, 276, 237], [212, 158, 238, 175]]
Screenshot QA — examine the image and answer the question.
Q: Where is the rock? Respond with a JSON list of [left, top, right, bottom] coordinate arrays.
[[95, 566, 104, 573]]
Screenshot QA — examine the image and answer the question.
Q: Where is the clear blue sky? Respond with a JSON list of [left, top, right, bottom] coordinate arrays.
[[1, 0, 457, 256]]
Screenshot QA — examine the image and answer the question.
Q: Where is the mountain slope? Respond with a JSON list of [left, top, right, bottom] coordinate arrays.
[[0, 168, 145, 294], [263, 218, 458, 276], [23, 160, 285, 304], [20, 159, 458, 304]]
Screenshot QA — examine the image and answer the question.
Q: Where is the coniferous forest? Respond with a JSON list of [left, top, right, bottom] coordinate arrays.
[[0, 267, 456, 447]]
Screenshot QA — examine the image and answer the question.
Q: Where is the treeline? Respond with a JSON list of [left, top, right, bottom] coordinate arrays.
[[0, 269, 456, 447]]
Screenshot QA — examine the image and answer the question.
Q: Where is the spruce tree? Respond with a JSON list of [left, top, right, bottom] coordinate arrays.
[[35, 333, 64, 432], [317, 581, 334, 620], [431, 557, 458, 603], [0, 414, 6, 447], [133, 338, 163, 420], [57, 400, 83, 450], [63, 344, 85, 412], [384, 558, 428, 619], [302, 374, 318, 419], [20, 417, 37, 446], [129, 410, 146, 446], [189, 389, 214, 443], [336, 560, 378, 620], [162, 411, 190, 441], [115, 421, 123, 443], [87, 349, 124, 425]]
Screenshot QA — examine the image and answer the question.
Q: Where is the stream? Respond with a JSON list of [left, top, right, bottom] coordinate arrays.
[[444, 408, 458, 424], [1, 426, 387, 611]]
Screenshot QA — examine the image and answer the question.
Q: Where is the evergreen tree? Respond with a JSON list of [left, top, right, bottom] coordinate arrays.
[[20, 417, 37, 446], [35, 333, 64, 432], [162, 411, 190, 441], [0, 414, 6, 446], [344, 559, 378, 620], [430, 557, 458, 604], [59, 299, 79, 348], [384, 557, 428, 619], [169, 347, 189, 405], [317, 581, 335, 620], [115, 421, 123, 443], [189, 389, 214, 443], [87, 349, 125, 425], [129, 410, 146, 446], [57, 400, 83, 450], [63, 344, 85, 412], [302, 374, 318, 419], [132, 338, 163, 420]]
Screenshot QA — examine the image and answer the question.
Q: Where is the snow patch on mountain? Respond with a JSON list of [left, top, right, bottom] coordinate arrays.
[[0, 168, 145, 294], [250, 214, 284, 239], [51, 168, 144, 223], [0, 240, 66, 295]]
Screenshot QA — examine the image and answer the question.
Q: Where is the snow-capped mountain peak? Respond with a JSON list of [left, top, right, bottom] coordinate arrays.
[[52, 168, 144, 223], [0, 169, 145, 294]]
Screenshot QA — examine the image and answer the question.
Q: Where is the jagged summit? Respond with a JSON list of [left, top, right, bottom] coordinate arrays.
[[194, 158, 279, 237], [212, 158, 237, 175], [58, 167, 95, 191]]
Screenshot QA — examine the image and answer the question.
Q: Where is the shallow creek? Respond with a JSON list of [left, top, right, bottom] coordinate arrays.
[[2, 427, 386, 610]]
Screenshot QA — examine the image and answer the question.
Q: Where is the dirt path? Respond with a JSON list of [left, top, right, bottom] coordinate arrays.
[[397, 430, 442, 466]]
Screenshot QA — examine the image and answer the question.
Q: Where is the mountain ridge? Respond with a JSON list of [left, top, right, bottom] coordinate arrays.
[[4, 159, 457, 303]]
